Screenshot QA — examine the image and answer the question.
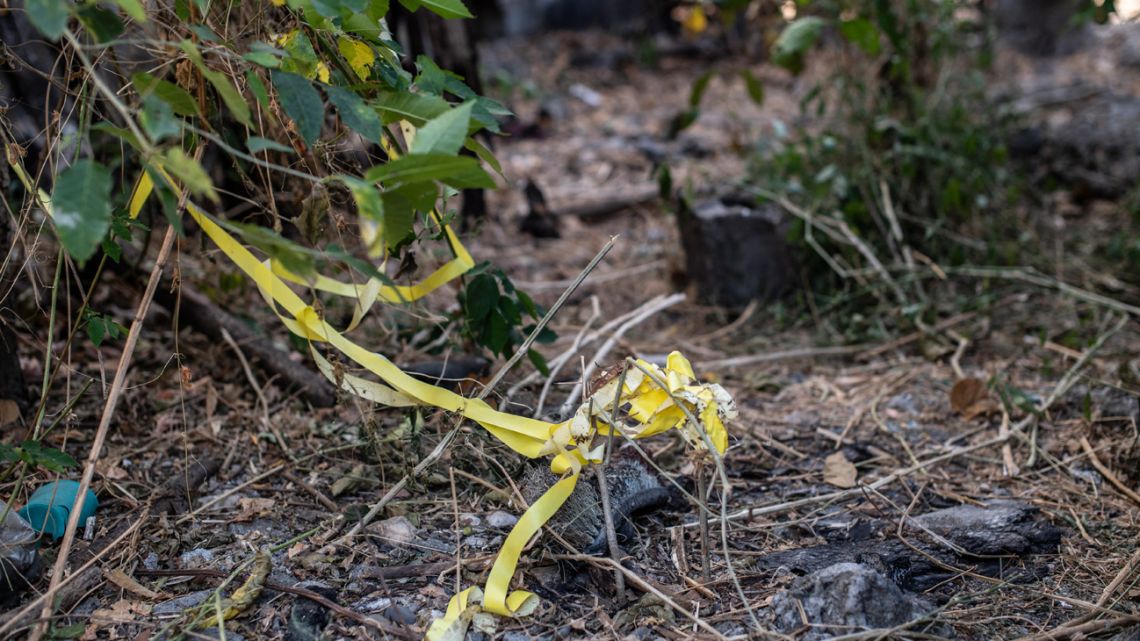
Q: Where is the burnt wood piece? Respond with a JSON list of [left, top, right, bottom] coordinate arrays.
[[519, 179, 560, 238], [520, 450, 682, 554], [772, 562, 940, 641], [675, 196, 795, 310], [754, 501, 1064, 593]]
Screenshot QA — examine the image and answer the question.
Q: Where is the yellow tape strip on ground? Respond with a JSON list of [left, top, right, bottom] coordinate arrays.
[[126, 158, 735, 641]]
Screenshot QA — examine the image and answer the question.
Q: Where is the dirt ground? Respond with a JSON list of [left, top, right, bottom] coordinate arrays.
[[4, 25, 1140, 641]]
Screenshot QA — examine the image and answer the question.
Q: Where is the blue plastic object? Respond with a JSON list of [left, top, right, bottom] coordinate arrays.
[[17, 481, 98, 541]]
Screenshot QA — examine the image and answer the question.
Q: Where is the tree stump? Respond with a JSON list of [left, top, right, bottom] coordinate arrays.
[[675, 195, 795, 309]]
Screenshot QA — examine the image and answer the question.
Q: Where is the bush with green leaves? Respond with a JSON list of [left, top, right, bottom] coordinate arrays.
[[3, 0, 543, 476], [9, 0, 540, 348], [754, 0, 1018, 295]]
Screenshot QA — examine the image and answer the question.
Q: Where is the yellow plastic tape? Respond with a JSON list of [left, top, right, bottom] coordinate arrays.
[[127, 157, 737, 641]]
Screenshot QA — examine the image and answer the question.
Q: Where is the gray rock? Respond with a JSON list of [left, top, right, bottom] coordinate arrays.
[[198, 630, 245, 641], [153, 589, 214, 615], [382, 603, 417, 625], [285, 581, 337, 641], [756, 500, 1063, 593], [486, 510, 519, 529], [772, 563, 933, 640], [912, 500, 1062, 556], [179, 548, 214, 569]]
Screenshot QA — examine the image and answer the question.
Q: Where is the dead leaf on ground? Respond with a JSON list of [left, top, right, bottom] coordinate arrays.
[[104, 568, 162, 600], [949, 377, 998, 420], [823, 451, 857, 488], [82, 599, 152, 639], [233, 497, 276, 522], [0, 399, 21, 427]]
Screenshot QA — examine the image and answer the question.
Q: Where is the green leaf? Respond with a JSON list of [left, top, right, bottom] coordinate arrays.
[[378, 194, 414, 249], [247, 136, 295, 154], [86, 314, 105, 346], [740, 69, 764, 105], [132, 72, 199, 116], [381, 182, 436, 248], [246, 70, 271, 110], [76, 4, 124, 42], [464, 273, 498, 321], [484, 309, 509, 354], [838, 18, 881, 56], [414, 55, 474, 98], [139, 95, 180, 142], [338, 176, 384, 223], [51, 160, 113, 264], [364, 154, 493, 189], [84, 311, 125, 347], [178, 41, 253, 127], [189, 24, 220, 42], [111, 0, 147, 22], [26, 0, 70, 40], [244, 50, 283, 68], [400, 0, 471, 19], [515, 289, 538, 318], [92, 123, 142, 149], [411, 100, 473, 155], [689, 70, 713, 109], [372, 90, 450, 125], [161, 148, 218, 202], [497, 295, 520, 326], [527, 349, 550, 376], [271, 70, 324, 146], [772, 16, 826, 74], [667, 108, 699, 139], [20, 440, 77, 473], [50, 621, 87, 639], [464, 138, 502, 177], [327, 85, 383, 144]]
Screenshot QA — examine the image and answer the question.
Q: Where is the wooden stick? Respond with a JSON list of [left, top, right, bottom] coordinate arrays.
[[31, 223, 177, 640]]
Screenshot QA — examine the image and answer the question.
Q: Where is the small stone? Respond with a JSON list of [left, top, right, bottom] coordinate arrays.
[[462, 534, 490, 548], [485, 510, 519, 529], [772, 563, 932, 640], [368, 516, 417, 546], [153, 589, 214, 615], [382, 603, 417, 625], [179, 548, 214, 569], [354, 596, 392, 612], [886, 392, 919, 414]]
